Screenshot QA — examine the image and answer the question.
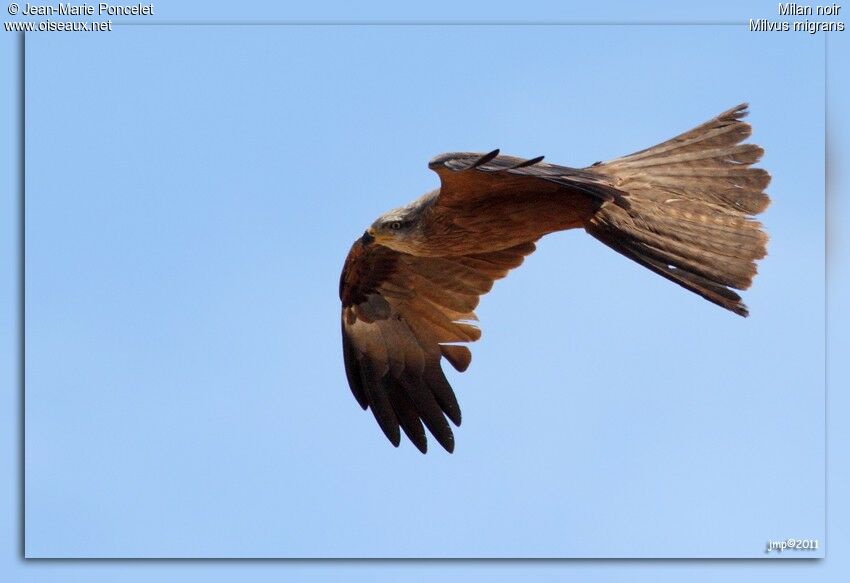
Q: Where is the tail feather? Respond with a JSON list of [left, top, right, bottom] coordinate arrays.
[[584, 104, 770, 316]]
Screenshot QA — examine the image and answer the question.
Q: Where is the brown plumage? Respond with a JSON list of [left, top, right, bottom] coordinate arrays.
[[339, 103, 770, 453]]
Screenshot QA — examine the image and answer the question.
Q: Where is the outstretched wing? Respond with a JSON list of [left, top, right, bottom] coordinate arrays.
[[425, 151, 617, 251], [340, 237, 536, 453], [428, 149, 621, 206]]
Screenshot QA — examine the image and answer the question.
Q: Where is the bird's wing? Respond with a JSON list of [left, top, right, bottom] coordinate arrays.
[[427, 105, 770, 317], [340, 237, 537, 453], [428, 149, 621, 206]]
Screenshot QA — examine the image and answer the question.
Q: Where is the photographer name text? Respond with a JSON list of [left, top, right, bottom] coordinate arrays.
[[19, 2, 153, 16]]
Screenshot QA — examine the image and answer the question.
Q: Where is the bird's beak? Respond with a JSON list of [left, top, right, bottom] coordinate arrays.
[[361, 228, 376, 245]]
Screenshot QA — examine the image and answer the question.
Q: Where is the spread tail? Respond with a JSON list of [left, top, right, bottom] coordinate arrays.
[[584, 104, 770, 316]]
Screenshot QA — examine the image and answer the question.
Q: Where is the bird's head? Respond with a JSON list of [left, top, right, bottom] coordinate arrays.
[[368, 213, 415, 240], [363, 204, 424, 253]]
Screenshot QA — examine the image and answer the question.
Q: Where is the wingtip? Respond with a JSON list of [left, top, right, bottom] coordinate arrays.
[[509, 155, 545, 169], [377, 420, 401, 448], [453, 410, 462, 427], [471, 149, 500, 168], [442, 438, 455, 454]]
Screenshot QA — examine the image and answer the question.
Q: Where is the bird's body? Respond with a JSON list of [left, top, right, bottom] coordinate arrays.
[[339, 104, 771, 454], [376, 187, 597, 257]]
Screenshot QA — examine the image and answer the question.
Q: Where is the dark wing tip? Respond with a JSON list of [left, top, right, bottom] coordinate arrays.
[[732, 303, 750, 318], [387, 383, 429, 454], [471, 149, 500, 168], [383, 424, 402, 447], [341, 322, 369, 410], [509, 155, 545, 169], [442, 435, 455, 454]]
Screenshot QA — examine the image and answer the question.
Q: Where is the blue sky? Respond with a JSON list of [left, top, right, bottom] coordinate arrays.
[[22, 23, 824, 558], [2, 0, 849, 580]]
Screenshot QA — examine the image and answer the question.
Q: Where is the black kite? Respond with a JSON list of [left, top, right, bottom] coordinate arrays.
[[339, 104, 770, 453]]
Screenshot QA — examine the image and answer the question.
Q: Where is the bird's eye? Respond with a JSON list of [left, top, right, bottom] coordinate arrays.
[[389, 221, 402, 231]]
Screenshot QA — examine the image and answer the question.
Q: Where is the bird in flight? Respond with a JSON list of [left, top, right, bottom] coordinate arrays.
[[339, 104, 770, 454]]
